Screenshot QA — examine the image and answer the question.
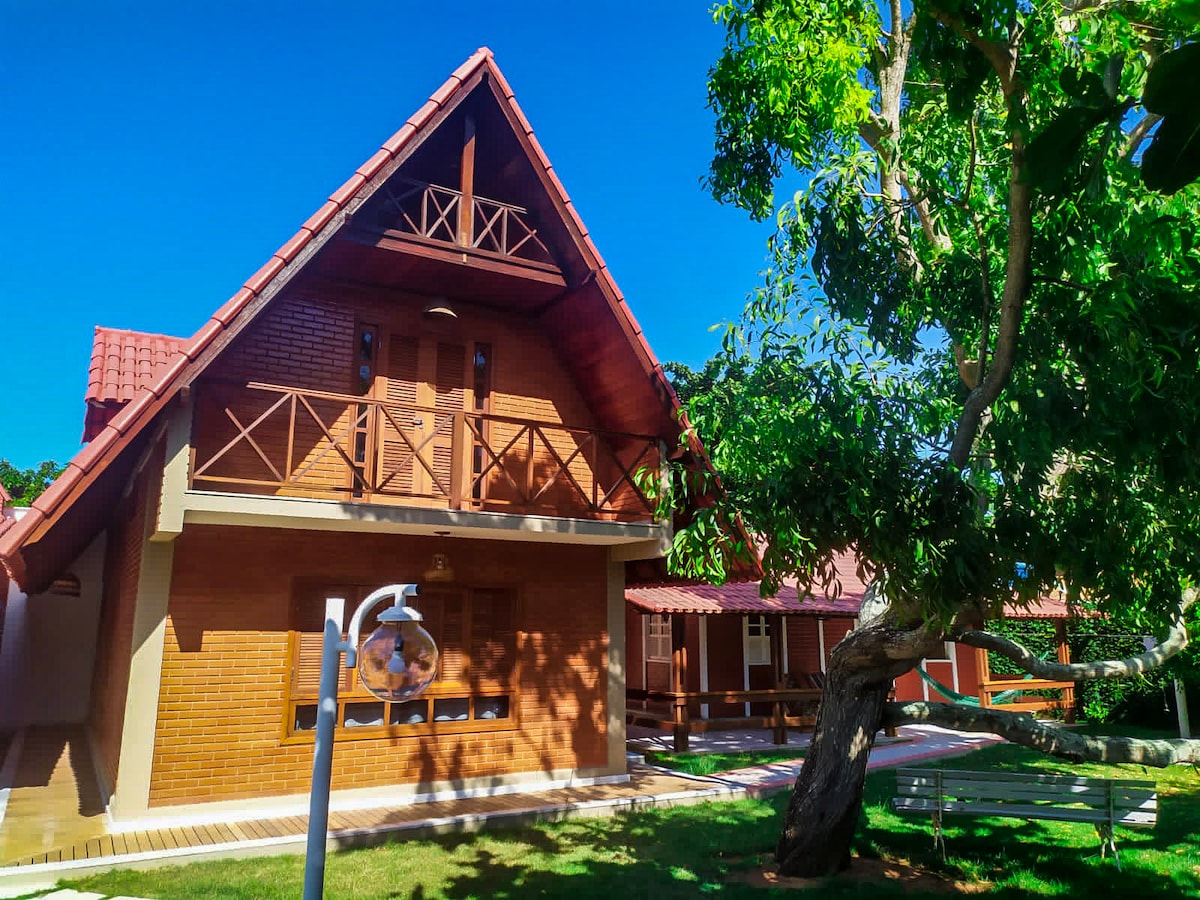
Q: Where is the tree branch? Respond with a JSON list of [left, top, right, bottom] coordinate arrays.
[[955, 586, 1197, 681], [1122, 111, 1162, 161], [883, 701, 1200, 765]]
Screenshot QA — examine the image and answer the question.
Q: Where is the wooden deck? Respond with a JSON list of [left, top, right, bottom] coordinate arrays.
[[4, 764, 717, 871]]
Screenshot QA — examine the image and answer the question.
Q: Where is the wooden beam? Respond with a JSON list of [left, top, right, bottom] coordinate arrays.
[[344, 227, 566, 287], [459, 115, 476, 248], [671, 612, 689, 752]]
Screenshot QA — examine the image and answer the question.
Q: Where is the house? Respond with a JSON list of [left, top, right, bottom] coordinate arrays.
[[0, 49, 709, 828], [625, 555, 1077, 750]]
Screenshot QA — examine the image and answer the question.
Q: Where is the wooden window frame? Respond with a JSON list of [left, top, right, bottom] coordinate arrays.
[[745, 614, 772, 666], [644, 613, 671, 663], [282, 581, 521, 744]]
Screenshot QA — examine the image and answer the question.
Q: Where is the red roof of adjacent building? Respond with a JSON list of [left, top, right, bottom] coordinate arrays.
[[82, 328, 187, 441], [627, 552, 1080, 620], [627, 552, 868, 616]]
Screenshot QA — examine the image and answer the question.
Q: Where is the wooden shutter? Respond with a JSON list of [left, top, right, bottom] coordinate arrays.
[[431, 342, 465, 498], [378, 334, 419, 496]]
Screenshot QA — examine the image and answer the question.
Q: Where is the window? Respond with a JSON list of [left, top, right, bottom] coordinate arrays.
[[645, 614, 671, 663], [745, 615, 771, 666], [285, 581, 519, 741]]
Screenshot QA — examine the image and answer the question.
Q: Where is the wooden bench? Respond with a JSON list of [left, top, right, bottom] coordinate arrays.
[[892, 767, 1157, 868]]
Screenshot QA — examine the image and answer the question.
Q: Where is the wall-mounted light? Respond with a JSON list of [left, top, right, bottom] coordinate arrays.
[[423, 530, 456, 582], [422, 297, 458, 319]]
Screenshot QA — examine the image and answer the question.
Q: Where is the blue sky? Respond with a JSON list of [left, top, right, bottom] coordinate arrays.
[[0, 2, 783, 469]]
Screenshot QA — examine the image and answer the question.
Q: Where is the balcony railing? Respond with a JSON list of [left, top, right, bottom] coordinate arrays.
[[189, 382, 664, 523], [375, 178, 555, 264]]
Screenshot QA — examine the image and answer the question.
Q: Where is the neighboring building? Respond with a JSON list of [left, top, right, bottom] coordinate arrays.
[[626, 556, 1076, 749], [0, 49, 716, 826]]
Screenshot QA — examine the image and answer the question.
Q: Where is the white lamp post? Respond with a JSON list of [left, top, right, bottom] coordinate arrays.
[[302, 583, 439, 900]]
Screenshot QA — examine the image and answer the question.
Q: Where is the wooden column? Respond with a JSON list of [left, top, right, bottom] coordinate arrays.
[[770, 614, 787, 745], [458, 115, 476, 248], [671, 613, 689, 752], [976, 646, 992, 708], [1055, 620, 1076, 723]]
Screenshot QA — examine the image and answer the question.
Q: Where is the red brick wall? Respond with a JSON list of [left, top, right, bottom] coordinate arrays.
[[88, 469, 149, 787], [149, 525, 611, 806]]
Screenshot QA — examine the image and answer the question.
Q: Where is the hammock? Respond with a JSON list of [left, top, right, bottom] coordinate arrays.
[[915, 666, 1027, 707]]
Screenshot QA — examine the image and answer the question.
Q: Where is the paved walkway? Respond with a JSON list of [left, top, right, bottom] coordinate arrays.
[[0, 723, 1002, 898]]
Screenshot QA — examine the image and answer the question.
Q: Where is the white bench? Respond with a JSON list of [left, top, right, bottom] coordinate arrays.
[[892, 767, 1157, 868]]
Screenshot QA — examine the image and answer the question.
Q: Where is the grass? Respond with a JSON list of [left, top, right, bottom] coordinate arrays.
[[643, 745, 807, 775], [51, 734, 1200, 899]]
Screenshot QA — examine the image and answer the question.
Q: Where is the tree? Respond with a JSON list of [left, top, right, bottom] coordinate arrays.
[[678, 0, 1200, 877], [0, 459, 65, 507]]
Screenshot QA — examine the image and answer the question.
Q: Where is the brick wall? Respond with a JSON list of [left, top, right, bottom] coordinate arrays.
[[149, 525, 610, 806], [88, 469, 149, 787]]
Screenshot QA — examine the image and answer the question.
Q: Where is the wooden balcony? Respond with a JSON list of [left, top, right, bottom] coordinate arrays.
[[188, 382, 664, 525], [374, 178, 554, 264]]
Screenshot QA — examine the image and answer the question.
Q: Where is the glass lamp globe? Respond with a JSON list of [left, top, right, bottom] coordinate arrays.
[[357, 606, 439, 702]]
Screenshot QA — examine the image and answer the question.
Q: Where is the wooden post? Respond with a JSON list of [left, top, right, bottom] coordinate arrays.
[[449, 412, 464, 509], [671, 613, 689, 752], [458, 115, 476, 248], [770, 614, 787, 745], [976, 646, 991, 708], [1055, 620, 1076, 723]]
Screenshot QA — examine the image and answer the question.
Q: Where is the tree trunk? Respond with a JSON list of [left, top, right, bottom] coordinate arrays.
[[775, 652, 894, 876]]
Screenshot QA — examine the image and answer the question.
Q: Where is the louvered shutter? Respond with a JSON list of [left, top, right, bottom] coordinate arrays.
[[378, 334, 420, 496], [431, 342, 465, 497]]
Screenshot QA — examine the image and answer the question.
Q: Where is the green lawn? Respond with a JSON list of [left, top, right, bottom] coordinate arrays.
[[643, 745, 807, 775], [54, 739, 1200, 899]]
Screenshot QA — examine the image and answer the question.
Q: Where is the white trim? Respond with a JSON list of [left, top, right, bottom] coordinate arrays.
[[817, 618, 827, 674], [781, 618, 789, 676], [641, 614, 649, 690], [183, 490, 669, 546], [949, 641, 961, 693], [698, 616, 709, 719], [109, 538, 174, 820], [742, 616, 751, 716]]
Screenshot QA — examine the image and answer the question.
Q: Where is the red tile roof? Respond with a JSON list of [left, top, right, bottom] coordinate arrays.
[[626, 582, 864, 616], [0, 48, 747, 592], [628, 553, 1079, 620], [0, 481, 10, 505], [628, 552, 868, 616], [86, 327, 187, 406], [83, 328, 187, 441]]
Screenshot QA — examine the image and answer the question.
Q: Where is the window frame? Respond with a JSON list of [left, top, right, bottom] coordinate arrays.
[[644, 613, 672, 663], [745, 614, 772, 666]]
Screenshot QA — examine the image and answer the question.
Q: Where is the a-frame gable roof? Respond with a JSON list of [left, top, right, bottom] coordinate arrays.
[[0, 48, 704, 592]]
